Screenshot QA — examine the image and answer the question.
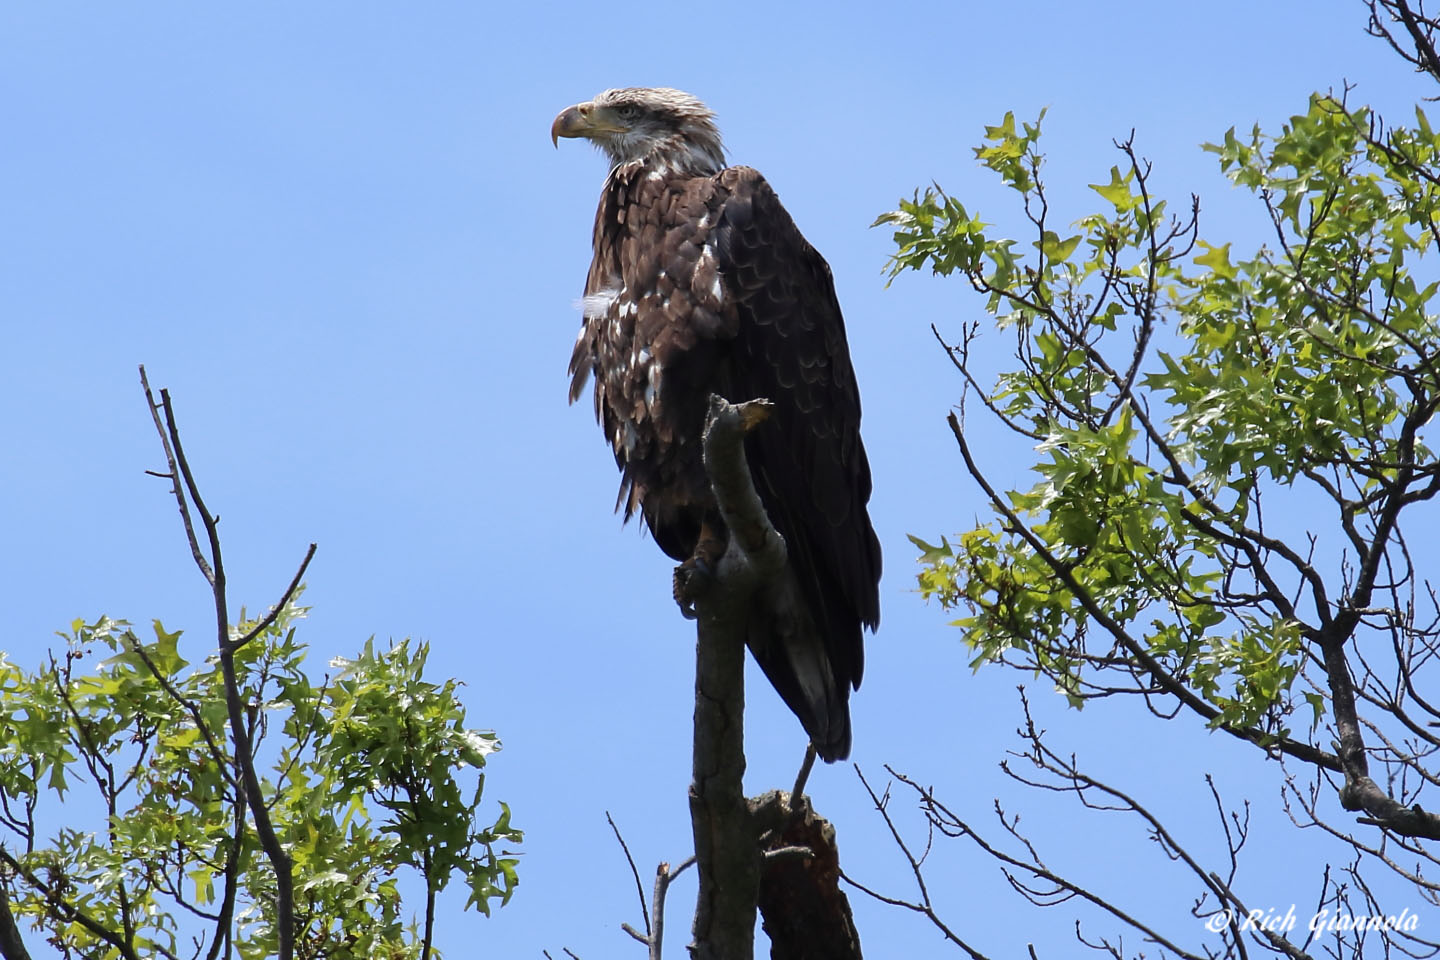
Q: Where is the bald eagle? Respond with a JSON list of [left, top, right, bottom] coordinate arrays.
[[554, 87, 880, 762]]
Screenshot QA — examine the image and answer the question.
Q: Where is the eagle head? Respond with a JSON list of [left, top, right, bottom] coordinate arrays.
[[551, 87, 725, 175]]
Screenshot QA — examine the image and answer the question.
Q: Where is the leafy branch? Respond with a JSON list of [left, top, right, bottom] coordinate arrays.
[[875, 62, 1440, 955], [0, 369, 519, 959]]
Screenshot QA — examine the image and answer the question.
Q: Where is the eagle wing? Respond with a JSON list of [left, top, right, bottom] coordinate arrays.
[[711, 166, 881, 754], [568, 161, 881, 760]]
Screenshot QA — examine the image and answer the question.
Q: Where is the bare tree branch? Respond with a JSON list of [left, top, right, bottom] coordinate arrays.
[[685, 396, 778, 960], [843, 767, 990, 959], [1367, 0, 1440, 84], [139, 366, 302, 960], [607, 812, 651, 940]]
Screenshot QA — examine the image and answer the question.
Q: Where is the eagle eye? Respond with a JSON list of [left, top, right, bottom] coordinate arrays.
[[614, 104, 642, 121]]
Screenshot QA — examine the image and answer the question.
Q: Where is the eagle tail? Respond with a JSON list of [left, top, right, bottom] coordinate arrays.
[[747, 579, 852, 762]]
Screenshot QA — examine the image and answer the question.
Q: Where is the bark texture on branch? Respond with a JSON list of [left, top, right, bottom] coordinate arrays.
[[688, 396, 778, 960], [686, 396, 861, 960], [754, 791, 863, 960]]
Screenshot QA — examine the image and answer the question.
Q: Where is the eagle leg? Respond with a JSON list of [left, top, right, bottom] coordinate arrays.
[[672, 521, 727, 619], [789, 743, 818, 811]]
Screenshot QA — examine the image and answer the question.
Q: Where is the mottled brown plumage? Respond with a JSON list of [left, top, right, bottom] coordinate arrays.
[[556, 88, 880, 761]]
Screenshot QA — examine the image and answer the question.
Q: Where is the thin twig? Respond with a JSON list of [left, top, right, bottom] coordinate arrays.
[[138, 366, 213, 585], [606, 812, 650, 938], [847, 766, 992, 960]]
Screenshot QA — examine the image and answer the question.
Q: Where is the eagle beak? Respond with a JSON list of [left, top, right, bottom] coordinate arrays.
[[551, 103, 592, 147]]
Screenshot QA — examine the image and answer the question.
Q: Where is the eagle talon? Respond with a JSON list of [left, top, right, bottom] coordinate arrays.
[[673, 555, 716, 619]]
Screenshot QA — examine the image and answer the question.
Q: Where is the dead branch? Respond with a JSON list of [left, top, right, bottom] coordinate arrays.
[[753, 790, 863, 960], [607, 812, 651, 940], [686, 395, 778, 960], [684, 395, 862, 960], [618, 856, 695, 960]]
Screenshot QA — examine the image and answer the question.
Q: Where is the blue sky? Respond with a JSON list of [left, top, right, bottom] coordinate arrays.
[[2, 2, 1432, 956]]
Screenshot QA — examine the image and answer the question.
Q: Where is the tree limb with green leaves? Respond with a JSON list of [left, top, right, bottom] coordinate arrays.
[[0, 371, 520, 960], [869, 15, 1440, 956]]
